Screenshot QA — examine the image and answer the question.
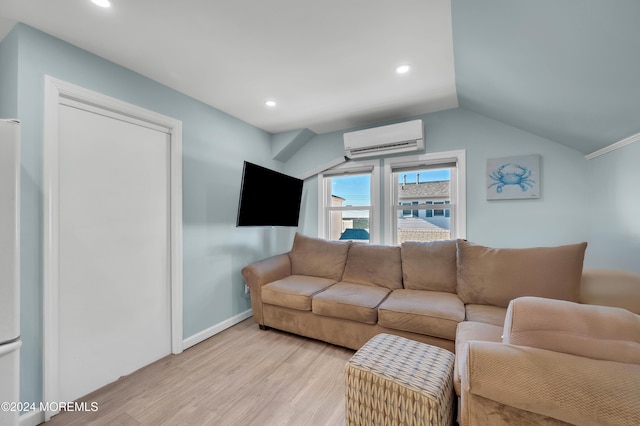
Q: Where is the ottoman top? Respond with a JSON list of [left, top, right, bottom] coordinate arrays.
[[347, 333, 454, 394]]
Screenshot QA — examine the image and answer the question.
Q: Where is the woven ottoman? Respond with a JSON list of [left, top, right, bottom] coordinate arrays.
[[345, 333, 455, 426]]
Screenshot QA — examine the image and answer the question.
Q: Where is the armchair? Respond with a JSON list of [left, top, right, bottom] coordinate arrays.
[[460, 297, 640, 425]]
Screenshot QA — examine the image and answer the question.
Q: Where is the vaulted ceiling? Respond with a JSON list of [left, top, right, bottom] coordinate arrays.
[[1, 0, 638, 155]]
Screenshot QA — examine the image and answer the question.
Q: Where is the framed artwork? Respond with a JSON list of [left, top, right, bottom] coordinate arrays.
[[486, 154, 540, 200]]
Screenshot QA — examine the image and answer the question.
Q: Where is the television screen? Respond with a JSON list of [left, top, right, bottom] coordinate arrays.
[[236, 161, 303, 227]]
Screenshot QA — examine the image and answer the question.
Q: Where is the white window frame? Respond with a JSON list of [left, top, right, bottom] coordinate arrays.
[[318, 159, 381, 244], [383, 150, 466, 245]]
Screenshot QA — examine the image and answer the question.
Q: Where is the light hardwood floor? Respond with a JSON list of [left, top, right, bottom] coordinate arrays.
[[45, 319, 355, 425]]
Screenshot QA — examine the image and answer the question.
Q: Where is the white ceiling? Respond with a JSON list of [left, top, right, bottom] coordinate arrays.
[[1, 1, 639, 154], [0, 0, 458, 134]]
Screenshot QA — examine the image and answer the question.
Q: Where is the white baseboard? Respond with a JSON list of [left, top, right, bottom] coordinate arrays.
[[182, 309, 253, 350], [20, 409, 44, 426]]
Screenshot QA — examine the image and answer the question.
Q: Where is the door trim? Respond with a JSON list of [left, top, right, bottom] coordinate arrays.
[[42, 76, 183, 421]]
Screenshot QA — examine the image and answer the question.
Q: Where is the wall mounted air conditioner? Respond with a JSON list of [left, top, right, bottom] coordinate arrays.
[[343, 119, 424, 159]]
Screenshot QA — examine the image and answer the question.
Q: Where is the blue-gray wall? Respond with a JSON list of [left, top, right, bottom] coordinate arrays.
[[586, 142, 640, 274], [287, 108, 591, 249], [1, 23, 293, 406], [0, 26, 18, 118]]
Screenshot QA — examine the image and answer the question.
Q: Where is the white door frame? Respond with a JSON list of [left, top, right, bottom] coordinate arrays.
[[42, 76, 183, 421]]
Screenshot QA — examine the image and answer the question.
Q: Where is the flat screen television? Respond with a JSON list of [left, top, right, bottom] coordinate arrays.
[[236, 161, 303, 227]]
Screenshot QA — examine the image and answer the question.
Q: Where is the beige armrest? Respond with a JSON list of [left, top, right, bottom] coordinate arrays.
[[460, 341, 640, 426], [580, 269, 640, 314], [241, 254, 291, 326], [241, 253, 291, 290]]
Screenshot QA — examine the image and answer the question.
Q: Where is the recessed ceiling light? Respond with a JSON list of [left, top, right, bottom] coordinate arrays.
[[396, 64, 412, 74], [265, 100, 277, 107], [91, 0, 111, 8]]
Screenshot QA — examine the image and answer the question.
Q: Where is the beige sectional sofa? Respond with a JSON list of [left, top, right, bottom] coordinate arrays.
[[242, 233, 592, 352], [241, 233, 640, 425]]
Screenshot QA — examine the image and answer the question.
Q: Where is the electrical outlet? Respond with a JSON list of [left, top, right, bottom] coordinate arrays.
[[244, 283, 250, 295]]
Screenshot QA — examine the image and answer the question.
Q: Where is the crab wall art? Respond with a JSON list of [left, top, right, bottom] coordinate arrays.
[[486, 154, 540, 200]]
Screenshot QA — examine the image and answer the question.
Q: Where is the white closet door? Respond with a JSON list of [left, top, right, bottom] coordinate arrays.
[[58, 104, 171, 402]]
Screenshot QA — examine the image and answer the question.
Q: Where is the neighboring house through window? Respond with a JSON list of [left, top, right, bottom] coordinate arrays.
[[384, 150, 466, 245]]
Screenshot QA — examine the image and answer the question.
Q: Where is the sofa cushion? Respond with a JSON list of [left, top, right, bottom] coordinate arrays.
[[378, 289, 465, 340], [453, 321, 503, 396], [341, 243, 403, 290], [262, 275, 336, 311], [465, 304, 508, 327], [289, 232, 350, 281], [456, 240, 587, 308], [401, 240, 458, 293], [312, 282, 390, 324], [504, 296, 640, 364]]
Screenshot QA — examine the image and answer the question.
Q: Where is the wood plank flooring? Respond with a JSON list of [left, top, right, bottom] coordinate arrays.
[[44, 319, 355, 425]]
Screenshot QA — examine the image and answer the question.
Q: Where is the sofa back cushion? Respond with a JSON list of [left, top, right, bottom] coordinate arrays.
[[456, 240, 587, 308], [289, 233, 350, 281], [401, 240, 457, 292], [342, 243, 403, 290], [504, 296, 640, 364]]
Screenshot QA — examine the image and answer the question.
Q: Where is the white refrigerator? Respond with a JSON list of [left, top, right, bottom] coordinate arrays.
[[0, 119, 20, 426]]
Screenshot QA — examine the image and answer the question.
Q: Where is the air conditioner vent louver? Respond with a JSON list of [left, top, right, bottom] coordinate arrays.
[[350, 140, 417, 154], [344, 120, 424, 159]]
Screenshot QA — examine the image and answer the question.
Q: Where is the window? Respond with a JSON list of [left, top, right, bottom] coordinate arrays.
[[384, 150, 466, 245], [317, 151, 465, 246], [433, 201, 445, 217], [318, 160, 380, 243]]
